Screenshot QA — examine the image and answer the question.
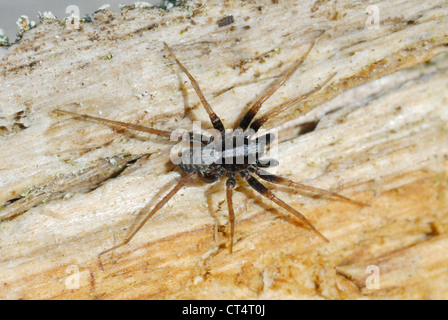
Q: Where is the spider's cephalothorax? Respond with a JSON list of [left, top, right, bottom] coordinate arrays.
[[54, 38, 368, 262]]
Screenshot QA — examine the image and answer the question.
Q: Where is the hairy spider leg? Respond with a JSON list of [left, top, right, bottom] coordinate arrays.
[[226, 175, 236, 253], [251, 167, 369, 207], [98, 172, 196, 266], [164, 42, 225, 134], [240, 170, 329, 243], [250, 72, 336, 132], [53, 109, 174, 139], [237, 32, 324, 131]]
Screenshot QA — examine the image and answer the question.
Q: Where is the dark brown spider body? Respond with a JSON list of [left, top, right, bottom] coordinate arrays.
[[54, 36, 368, 263]]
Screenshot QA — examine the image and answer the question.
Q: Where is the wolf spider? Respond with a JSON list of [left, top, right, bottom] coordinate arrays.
[[54, 38, 367, 262]]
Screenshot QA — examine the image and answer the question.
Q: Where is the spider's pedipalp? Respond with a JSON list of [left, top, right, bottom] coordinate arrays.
[[256, 158, 279, 168]]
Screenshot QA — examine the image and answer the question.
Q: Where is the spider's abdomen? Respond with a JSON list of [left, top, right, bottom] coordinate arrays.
[[178, 131, 270, 181]]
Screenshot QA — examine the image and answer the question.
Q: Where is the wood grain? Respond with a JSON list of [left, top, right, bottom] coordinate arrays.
[[0, 0, 447, 299]]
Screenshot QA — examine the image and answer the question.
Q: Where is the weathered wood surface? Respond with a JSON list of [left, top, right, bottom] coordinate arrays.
[[0, 0, 447, 299]]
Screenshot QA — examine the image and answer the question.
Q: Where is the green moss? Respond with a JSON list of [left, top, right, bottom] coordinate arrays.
[[20, 187, 35, 198], [102, 53, 114, 60], [0, 29, 9, 46]]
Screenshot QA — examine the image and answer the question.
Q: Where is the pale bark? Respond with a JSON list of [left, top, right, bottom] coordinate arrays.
[[0, 0, 447, 299]]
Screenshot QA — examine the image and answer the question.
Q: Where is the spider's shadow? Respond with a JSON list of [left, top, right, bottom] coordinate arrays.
[[203, 179, 226, 241], [176, 71, 213, 131], [238, 180, 321, 231]]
